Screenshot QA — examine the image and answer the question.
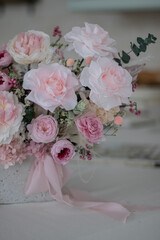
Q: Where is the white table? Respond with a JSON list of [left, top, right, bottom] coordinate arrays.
[[0, 161, 160, 240]]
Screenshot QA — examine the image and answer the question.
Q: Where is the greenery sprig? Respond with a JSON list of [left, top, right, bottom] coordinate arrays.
[[114, 33, 157, 66]]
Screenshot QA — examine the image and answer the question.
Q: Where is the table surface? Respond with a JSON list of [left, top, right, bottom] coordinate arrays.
[[0, 161, 160, 240]]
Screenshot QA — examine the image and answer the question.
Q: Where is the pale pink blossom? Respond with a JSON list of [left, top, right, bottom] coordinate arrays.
[[0, 91, 23, 146], [7, 30, 50, 65], [51, 139, 75, 165], [0, 44, 13, 67], [27, 115, 58, 143], [66, 58, 74, 67], [26, 141, 48, 160], [23, 63, 79, 112], [0, 136, 27, 169], [85, 57, 92, 65], [75, 113, 103, 143], [0, 71, 11, 91], [114, 116, 123, 125], [64, 22, 117, 58], [80, 57, 132, 111]]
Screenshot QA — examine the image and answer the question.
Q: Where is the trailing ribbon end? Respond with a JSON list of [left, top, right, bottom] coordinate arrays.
[[25, 154, 160, 223], [25, 154, 132, 222]]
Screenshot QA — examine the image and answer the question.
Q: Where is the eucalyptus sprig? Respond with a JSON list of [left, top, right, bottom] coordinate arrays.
[[114, 33, 157, 66]]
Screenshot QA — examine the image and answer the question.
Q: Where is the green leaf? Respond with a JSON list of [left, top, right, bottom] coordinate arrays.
[[130, 43, 140, 56], [23, 105, 35, 126], [76, 100, 86, 111], [114, 58, 122, 66], [68, 111, 74, 119], [148, 33, 157, 42], [73, 109, 81, 115], [146, 34, 157, 44], [121, 51, 130, 64], [139, 43, 147, 52], [137, 37, 145, 45], [54, 111, 60, 120]]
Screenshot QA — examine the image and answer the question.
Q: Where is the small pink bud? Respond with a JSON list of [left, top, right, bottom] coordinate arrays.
[[66, 58, 74, 67], [85, 57, 92, 65], [114, 116, 123, 125]]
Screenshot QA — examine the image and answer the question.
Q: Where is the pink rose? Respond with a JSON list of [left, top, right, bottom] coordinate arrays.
[[0, 71, 11, 91], [27, 115, 58, 143], [80, 57, 132, 111], [23, 63, 79, 112], [7, 30, 50, 65], [64, 22, 117, 58], [0, 45, 12, 67], [75, 113, 103, 143], [51, 139, 75, 165]]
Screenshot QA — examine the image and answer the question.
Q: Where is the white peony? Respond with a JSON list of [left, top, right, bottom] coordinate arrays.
[[0, 91, 23, 146], [80, 57, 133, 111], [7, 30, 50, 65], [64, 22, 117, 59]]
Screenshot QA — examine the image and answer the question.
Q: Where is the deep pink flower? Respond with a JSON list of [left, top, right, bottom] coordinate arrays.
[[51, 139, 75, 165], [0, 44, 12, 67], [27, 115, 58, 143], [53, 26, 62, 38], [75, 113, 103, 144]]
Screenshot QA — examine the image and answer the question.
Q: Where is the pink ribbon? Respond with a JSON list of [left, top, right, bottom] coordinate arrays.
[[25, 154, 160, 223]]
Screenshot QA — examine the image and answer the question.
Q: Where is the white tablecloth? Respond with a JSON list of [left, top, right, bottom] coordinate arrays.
[[0, 161, 160, 240]]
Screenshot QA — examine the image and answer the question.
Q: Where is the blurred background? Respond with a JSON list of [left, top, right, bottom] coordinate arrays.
[[0, 0, 160, 163]]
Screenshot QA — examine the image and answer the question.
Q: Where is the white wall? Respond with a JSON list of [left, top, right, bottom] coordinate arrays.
[[0, 0, 160, 70]]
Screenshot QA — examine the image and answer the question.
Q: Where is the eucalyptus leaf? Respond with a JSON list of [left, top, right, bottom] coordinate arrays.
[[130, 43, 140, 56], [121, 51, 130, 64], [114, 58, 122, 66]]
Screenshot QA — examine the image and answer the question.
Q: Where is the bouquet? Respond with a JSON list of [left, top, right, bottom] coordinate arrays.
[[0, 23, 157, 222]]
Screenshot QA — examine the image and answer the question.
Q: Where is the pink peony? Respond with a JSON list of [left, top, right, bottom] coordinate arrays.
[[80, 57, 132, 111], [23, 63, 79, 112], [0, 71, 11, 91], [0, 44, 13, 67], [64, 22, 117, 59], [0, 91, 23, 146], [51, 139, 75, 165], [7, 30, 50, 65], [27, 115, 58, 143], [75, 113, 103, 143]]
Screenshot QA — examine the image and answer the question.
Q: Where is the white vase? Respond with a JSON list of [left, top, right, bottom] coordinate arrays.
[[0, 157, 53, 204]]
